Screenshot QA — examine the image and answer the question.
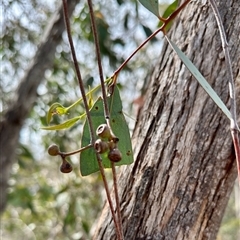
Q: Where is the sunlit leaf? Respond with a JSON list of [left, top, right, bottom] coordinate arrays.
[[42, 116, 81, 130], [139, 0, 159, 18], [55, 106, 68, 115], [80, 87, 133, 176], [47, 102, 67, 124], [166, 36, 231, 120]]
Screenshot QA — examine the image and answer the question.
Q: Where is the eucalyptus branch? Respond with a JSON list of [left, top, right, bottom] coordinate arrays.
[[209, 0, 240, 184], [87, 0, 110, 119], [86, 0, 116, 137], [112, 0, 191, 81], [87, 0, 124, 239], [62, 0, 121, 236], [59, 144, 92, 157], [111, 162, 124, 238], [62, 0, 95, 142], [62, 1, 122, 237]]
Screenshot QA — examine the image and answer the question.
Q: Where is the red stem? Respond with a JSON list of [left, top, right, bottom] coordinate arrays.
[[111, 162, 124, 239], [113, 0, 191, 78], [232, 131, 240, 184]]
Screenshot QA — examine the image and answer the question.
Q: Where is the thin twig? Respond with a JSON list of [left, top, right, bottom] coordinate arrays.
[[97, 161, 123, 240], [112, 0, 191, 78], [62, 1, 122, 237], [111, 162, 124, 238], [209, 0, 240, 184], [87, 0, 124, 239], [62, 0, 95, 142], [87, 0, 110, 119], [60, 144, 92, 157], [86, 0, 116, 140]]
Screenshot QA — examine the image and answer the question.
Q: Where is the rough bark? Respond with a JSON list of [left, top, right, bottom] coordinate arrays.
[[94, 1, 240, 239], [0, 0, 79, 214]]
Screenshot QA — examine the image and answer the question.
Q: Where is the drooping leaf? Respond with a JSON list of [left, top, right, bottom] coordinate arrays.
[[55, 106, 68, 115], [42, 116, 81, 130], [47, 102, 68, 124], [80, 87, 133, 176], [139, 0, 159, 18], [166, 36, 232, 120]]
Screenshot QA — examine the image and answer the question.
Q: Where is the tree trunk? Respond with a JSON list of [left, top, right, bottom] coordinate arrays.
[[0, 0, 79, 215], [94, 1, 240, 239]]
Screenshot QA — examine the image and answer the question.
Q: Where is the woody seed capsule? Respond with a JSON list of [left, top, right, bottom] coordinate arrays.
[[48, 144, 60, 156], [60, 158, 73, 173], [108, 148, 122, 162], [96, 124, 111, 139], [94, 139, 109, 154]]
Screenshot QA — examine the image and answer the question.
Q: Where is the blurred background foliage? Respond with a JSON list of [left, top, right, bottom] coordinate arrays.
[[1, 0, 239, 239]]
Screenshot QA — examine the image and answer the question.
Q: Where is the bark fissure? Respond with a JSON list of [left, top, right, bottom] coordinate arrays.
[[125, 167, 154, 239]]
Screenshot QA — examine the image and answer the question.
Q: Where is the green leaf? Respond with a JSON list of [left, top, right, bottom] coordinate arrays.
[[80, 87, 133, 176], [139, 0, 159, 18], [162, 0, 178, 19], [166, 37, 231, 120], [159, 0, 178, 31], [88, 86, 94, 109], [41, 116, 81, 130], [47, 102, 68, 124], [55, 106, 68, 115]]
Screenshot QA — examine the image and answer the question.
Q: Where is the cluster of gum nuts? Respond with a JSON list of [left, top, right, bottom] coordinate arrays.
[[47, 124, 122, 173], [94, 123, 122, 162], [47, 144, 72, 173]]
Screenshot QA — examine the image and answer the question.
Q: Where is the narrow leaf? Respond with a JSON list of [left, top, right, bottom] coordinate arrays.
[[88, 86, 94, 109], [166, 37, 231, 120], [47, 102, 64, 124], [80, 87, 133, 176], [139, 0, 159, 18], [55, 106, 68, 115], [42, 116, 81, 130]]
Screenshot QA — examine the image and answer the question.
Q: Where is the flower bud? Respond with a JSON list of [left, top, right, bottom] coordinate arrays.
[[108, 148, 122, 162], [94, 139, 109, 154], [96, 124, 111, 139], [60, 158, 72, 173], [48, 144, 60, 156]]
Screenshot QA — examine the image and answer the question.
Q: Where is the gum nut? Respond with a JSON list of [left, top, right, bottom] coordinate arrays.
[[108, 148, 122, 162], [60, 160, 73, 173], [48, 144, 59, 156], [94, 139, 109, 154], [96, 124, 111, 139]]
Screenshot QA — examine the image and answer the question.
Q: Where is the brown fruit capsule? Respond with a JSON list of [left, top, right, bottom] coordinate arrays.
[[108, 148, 122, 162], [96, 124, 111, 139], [48, 144, 60, 156], [94, 139, 109, 154], [60, 158, 72, 173]]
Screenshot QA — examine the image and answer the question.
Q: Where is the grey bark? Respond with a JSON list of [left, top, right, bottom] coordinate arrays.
[[0, 0, 79, 214], [94, 1, 240, 239]]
